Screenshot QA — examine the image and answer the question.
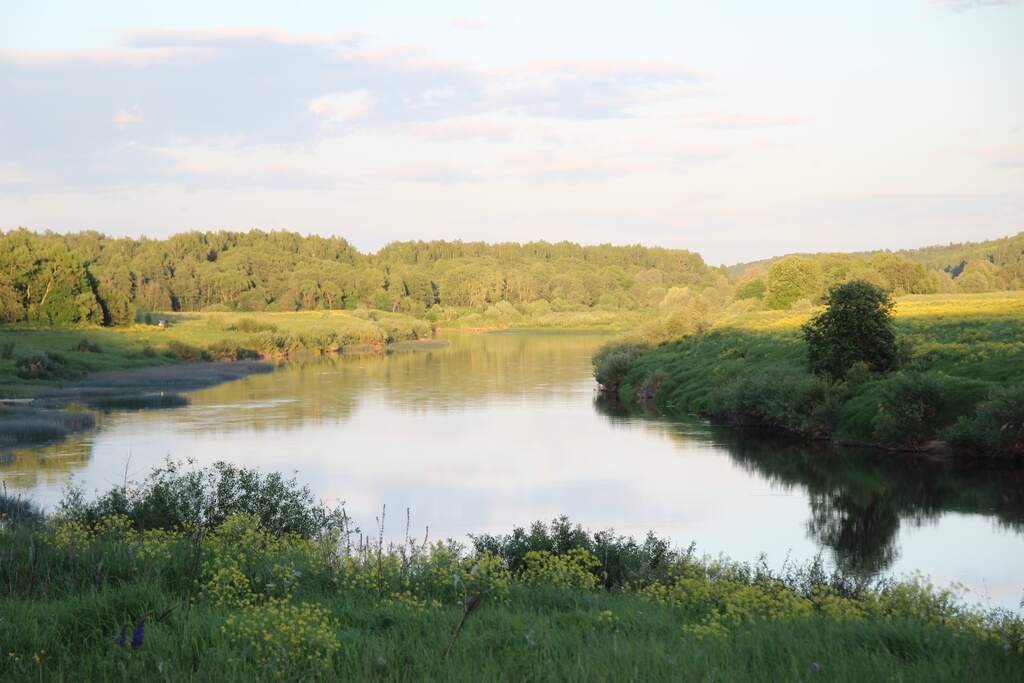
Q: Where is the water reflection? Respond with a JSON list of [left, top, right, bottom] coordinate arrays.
[[3, 331, 1023, 608], [706, 427, 1024, 577]]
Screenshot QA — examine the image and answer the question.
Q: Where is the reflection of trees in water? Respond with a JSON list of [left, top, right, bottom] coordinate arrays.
[[366, 333, 609, 411], [0, 431, 95, 490], [712, 426, 1024, 576], [807, 491, 900, 575], [593, 398, 1024, 577]]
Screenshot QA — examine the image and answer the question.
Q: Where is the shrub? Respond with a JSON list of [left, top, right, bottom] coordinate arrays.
[[709, 365, 843, 436], [870, 372, 947, 448], [15, 351, 77, 380], [58, 460, 353, 539], [72, 338, 102, 353], [472, 516, 674, 589], [166, 340, 209, 361], [521, 549, 601, 590], [945, 384, 1024, 458], [206, 339, 259, 361], [803, 280, 897, 380], [592, 342, 650, 393], [222, 599, 340, 675]]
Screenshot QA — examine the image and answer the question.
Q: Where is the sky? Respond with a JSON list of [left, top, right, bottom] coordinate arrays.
[[0, 0, 1021, 265]]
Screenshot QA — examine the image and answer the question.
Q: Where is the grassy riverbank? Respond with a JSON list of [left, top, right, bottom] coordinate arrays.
[[1, 462, 1021, 682], [0, 310, 434, 395], [596, 293, 1024, 457]]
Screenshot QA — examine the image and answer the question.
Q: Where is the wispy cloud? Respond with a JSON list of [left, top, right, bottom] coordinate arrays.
[[0, 28, 707, 191], [123, 26, 366, 48]]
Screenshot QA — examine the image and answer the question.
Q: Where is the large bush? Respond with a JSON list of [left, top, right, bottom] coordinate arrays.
[[803, 280, 898, 380], [945, 384, 1024, 458], [471, 516, 673, 589], [58, 460, 352, 539]]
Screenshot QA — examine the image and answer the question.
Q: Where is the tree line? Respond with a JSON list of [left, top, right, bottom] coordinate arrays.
[[0, 228, 1019, 327], [732, 232, 1024, 310]]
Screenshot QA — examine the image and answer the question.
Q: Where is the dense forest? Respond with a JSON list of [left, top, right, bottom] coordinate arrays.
[[0, 228, 1021, 328]]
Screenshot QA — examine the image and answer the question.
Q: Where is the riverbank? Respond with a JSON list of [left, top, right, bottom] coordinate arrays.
[[595, 293, 1024, 458], [0, 309, 436, 446], [0, 309, 434, 392], [1, 462, 1020, 682]]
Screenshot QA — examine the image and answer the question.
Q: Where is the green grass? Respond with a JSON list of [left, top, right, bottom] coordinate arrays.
[[600, 293, 1024, 455], [1, 463, 1021, 682], [3, 582, 1019, 682]]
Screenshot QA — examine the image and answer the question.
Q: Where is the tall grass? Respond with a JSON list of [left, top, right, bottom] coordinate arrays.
[[0, 407, 96, 446]]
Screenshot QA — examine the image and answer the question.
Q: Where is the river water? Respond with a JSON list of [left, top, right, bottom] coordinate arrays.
[[4, 332, 1023, 609]]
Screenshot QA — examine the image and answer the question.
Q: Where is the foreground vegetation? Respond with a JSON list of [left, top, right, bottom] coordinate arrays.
[[1, 462, 1020, 682], [596, 292, 1024, 458]]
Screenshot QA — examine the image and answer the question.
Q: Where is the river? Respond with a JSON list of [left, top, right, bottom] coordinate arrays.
[[3, 331, 1022, 609]]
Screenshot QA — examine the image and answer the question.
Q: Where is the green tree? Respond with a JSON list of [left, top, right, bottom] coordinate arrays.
[[802, 280, 897, 380], [764, 256, 821, 310]]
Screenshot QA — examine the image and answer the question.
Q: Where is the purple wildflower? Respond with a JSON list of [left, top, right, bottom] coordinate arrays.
[[131, 618, 146, 650], [115, 625, 127, 648]]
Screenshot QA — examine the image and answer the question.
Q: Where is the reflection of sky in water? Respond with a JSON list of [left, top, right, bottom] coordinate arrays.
[[4, 332, 1023, 610]]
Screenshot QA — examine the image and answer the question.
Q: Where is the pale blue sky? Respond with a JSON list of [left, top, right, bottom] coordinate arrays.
[[1, 0, 1021, 264]]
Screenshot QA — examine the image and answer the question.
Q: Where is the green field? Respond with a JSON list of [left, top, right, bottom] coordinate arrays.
[[597, 293, 1024, 456], [1, 463, 1020, 682]]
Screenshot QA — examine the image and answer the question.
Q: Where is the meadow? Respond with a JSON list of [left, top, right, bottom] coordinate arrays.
[[596, 293, 1024, 457], [1, 462, 1021, 682]]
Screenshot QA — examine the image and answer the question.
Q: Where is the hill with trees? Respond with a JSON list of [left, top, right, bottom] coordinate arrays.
[[728, 232, 1024, 310], [0, 229, 1020, 333]]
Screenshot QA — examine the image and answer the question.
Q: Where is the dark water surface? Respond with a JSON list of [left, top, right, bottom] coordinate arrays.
[[4, 332, 1023, 608]]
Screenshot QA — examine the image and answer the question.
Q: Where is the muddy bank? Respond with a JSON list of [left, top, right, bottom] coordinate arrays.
[[49, 360, 273, 399]]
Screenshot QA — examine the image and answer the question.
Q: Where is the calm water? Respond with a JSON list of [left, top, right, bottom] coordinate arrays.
[[4, 332, 1023, 608]]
